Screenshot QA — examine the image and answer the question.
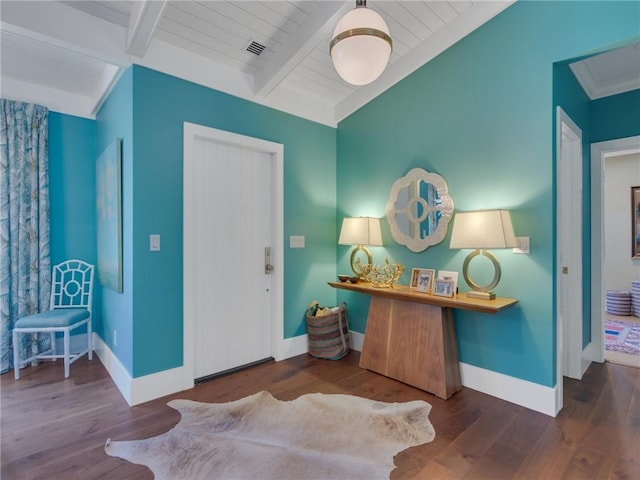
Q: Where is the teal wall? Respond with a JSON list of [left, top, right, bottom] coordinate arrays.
[[96, 68, 135, 373], [48, 112, 98, 337], [49, 113, 97, 266], [125, 66, 336, 377], [51, 66, 337, 379], [336, 1, 640, 388], [46, 0, 639, 387], [591, 89, 640, 142]]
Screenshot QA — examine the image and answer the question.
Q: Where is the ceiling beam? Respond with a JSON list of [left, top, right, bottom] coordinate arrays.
[[0, 1, 128, 67], [126, 0, 167, 58], [91, 64, 125, 116], [253, 1, 350, 98]]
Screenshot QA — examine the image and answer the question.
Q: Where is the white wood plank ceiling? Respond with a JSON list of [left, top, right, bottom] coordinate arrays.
[[1, 1, 637, 126]]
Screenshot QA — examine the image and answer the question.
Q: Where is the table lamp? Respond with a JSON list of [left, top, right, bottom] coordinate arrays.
[[338, 217, 383, 277], [449, 210, 517, 300]]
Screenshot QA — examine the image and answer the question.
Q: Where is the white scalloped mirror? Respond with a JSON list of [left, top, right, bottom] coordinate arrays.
[[385, 168, 454, 252]]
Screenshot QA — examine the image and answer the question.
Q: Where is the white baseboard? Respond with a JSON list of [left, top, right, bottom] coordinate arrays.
[[582, 340, 608, 374], [350, 331, 364, 351], [460, 362, 560, 417], [92, 334, 135, 405], [94, 332, 359, 406], [93, 334, 193, 406], [275, 333, 309, 360], [351, 332, 557, 416], [276, 330, 363, 360], [94, 330, 558, 416]]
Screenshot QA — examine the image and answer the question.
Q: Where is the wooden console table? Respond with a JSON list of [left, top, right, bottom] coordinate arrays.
[[328, 281, 518, 399]]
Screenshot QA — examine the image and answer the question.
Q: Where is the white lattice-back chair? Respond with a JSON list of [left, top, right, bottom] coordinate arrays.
[[13, 259, 94, 379]]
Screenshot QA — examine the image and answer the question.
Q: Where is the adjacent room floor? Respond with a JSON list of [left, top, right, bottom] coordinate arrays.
[[605, 312, 640, 368]]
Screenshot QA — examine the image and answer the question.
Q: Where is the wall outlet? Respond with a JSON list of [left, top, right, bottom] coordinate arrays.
[[150, 234, 160, 251], [513, 236, 530, 254], [289, 235, 305, 248], [114, 329, 117, 346]]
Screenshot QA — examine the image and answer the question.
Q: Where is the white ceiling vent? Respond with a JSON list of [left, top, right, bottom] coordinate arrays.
[[245, 40, 266, 56]]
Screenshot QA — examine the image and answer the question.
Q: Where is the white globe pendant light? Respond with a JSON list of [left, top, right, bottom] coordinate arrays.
[[330, 0, 392, 86]]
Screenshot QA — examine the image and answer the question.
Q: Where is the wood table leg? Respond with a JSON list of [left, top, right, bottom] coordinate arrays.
[[359, 296, 462, 399]]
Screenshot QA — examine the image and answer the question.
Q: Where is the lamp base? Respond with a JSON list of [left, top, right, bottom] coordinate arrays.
[[467, 290, 496, 300], [462, 249, 501, 301], [350, 245, 373, 278]]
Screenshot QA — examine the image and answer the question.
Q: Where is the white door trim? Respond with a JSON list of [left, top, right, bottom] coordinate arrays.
[[556, 107, 583, 390], [183, 122, 284, 387], [590, 135, 640, 364]]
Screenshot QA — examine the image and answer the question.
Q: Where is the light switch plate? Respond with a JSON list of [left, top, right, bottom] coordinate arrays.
[[513, 236, 530, 254], [289, 235, 305, 248], [150, 234, 160, 251]]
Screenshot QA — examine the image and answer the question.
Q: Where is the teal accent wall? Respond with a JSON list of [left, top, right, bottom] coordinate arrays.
[[591, 89, 640, 142], [336, 1, 640, 387], [49, 113, 97, 267], [125, 66, 336, 377], [96, 68, 135, 374], [48, 112, 98, 337]]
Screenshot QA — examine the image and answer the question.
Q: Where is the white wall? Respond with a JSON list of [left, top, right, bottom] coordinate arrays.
[[604, 153, 640, 291]]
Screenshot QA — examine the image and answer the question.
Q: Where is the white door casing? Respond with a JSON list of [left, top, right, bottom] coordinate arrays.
[[590, 136, 640, 364], [556, 107, 583, 384], [183, 122, 284, 382]]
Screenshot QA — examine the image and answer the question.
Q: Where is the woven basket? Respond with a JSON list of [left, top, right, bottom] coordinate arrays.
[[306, 302, 350, 360]]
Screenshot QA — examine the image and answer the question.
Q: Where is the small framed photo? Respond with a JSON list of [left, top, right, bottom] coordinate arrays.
[[433, 278, 454, 297], [437, 270, 458, 294], [410, 268, 435, 289], [416, 269, 434, 293], [632, 186, 640, 258]]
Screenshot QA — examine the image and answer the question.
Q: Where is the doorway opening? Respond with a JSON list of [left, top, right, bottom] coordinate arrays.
[[591, 136, 640, 369]]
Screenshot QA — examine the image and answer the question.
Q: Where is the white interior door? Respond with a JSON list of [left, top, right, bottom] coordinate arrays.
[[556, 107, 583, 382], [183, 124, 283, 381]]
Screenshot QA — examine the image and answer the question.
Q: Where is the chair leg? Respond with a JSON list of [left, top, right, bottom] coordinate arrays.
[[50, 332, 56, 359], [64, 331, 70, 378], [88, 320, 93, 361], [13, 330, 20, 380]]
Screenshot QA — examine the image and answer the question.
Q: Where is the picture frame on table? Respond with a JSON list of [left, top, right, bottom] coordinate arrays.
[[632, 186, 640, 258], [437, 270, 458, 294], [433, 278, 454, 297], [416, 269, 434, 293], [410, 268, 435, 290]]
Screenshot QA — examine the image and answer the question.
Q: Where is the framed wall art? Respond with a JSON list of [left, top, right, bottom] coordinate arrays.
[[96, 138, 123, 292]]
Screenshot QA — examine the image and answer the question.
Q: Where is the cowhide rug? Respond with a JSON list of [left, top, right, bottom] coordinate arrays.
[[105, 390, 435, 480]]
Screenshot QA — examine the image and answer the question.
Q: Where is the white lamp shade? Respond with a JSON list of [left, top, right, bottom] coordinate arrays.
[[330, 7, 392, 86], [449, 210, 517, 249], [339, 217, 383, 246]]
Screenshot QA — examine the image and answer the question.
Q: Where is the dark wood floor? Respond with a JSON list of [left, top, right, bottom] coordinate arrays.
[[1, 352, 638, 480]]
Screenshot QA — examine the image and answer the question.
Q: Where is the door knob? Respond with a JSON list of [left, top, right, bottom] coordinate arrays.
[[265, 247, 274, 274]]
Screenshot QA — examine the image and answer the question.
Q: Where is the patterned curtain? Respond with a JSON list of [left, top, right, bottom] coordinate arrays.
[[0, 99, 51, 374]]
